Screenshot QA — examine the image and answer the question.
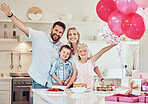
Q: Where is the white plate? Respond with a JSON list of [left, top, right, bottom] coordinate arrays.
[[70, 87, 86, 93], [85, 89, 93, 92], [46, 90, 64, 94], [95, 91, 114, 94], [52, 85, 67, 90]]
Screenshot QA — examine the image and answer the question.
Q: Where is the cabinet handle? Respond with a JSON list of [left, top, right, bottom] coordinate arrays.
[[17, 86, 32, 88]]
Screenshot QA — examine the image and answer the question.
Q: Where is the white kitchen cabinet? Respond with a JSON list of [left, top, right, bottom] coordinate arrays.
[[33, 93, 48, 104], [0, 78, 12, 104]]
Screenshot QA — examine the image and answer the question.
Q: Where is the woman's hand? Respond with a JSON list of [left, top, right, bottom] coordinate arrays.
[[101, 80, 106, 87], [0, 3, 12, 16]]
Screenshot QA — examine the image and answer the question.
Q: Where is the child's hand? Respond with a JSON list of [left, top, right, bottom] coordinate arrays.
[[58, 80, 64, 86], [63, 81, 68, 86]]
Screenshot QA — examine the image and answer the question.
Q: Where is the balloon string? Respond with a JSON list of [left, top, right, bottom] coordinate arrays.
[[135, 40, 139, 72], [142, 8, 146, 23], [118, 42, 124, 78]]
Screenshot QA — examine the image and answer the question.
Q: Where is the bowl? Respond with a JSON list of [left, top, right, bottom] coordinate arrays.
[[70, 87, 86, 93], [60, 14, 72, 22], [52, 85, 67, 90]]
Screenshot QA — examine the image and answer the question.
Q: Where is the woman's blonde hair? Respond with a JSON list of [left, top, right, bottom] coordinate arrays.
[[67, 27, 80, 49]]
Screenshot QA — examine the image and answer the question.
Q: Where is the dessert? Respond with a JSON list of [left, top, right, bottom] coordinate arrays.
[[97, 86, 113, 91], [73, 82, 87, 88]]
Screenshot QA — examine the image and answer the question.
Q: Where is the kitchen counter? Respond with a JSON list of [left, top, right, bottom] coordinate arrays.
[[32, 89, 145, 104], [0, 76, 12, 79]]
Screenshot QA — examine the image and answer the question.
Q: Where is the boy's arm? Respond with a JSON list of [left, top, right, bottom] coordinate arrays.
[[91, 44, 116, 63], [49, 61, 63, 85], [51, 74, 63, 85], [66, 63, 77, 88], [0, 3, 29, 36], [64, 76, 71, 85]]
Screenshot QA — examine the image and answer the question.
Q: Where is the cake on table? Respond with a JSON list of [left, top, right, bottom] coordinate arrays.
[[97, 86, 114, 91], [73, 82, 87, 88]]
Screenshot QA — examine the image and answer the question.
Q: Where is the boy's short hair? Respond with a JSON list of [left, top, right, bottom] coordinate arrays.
[[59, 45, 72, 60]]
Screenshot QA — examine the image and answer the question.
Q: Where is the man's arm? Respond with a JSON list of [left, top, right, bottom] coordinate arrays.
[[0, 3, 29, 36]]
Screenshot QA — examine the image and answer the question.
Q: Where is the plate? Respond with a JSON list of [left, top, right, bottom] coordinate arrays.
[[95, 91, 114, 94], [46, 90, 64, 94], [70, 87, 86, 93], [85, 89, 93, 92], [52, 85, 67, 90]]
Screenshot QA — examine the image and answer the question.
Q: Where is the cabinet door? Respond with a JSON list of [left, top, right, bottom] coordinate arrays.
[[0, 81, 10, 90], [0, 99, 9, 104], [0, 91, 9, 100], [33, 93, 48, 104]]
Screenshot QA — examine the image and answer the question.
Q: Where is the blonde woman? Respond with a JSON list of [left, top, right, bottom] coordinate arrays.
[[66, 27, 106, 88]]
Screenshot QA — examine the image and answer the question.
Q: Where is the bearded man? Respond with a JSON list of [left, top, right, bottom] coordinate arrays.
[[1, 3, 66, 88]]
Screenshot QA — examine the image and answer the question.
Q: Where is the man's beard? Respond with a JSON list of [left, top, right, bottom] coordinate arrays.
[[51, 32, 60, 41]]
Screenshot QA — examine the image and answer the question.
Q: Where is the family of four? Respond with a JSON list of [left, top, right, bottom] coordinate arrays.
[[1, 3, 116, 89]]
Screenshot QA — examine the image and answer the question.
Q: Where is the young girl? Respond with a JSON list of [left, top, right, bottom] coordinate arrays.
[[66, 43, 116, 88], [49, 45, 73, 86], [67, 27, 105, 87]]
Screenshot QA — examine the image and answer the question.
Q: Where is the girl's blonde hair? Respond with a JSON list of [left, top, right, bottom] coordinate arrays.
[[77, 43, 92, 60], [67, 27, 80, 49]]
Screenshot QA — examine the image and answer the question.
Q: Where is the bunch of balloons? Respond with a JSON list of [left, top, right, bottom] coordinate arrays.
[[96, 0, 147, 40]]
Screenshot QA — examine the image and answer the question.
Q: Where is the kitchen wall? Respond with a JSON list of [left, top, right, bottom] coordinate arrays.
[[139, 29, 148, 72], [0, 0, 141, 76]]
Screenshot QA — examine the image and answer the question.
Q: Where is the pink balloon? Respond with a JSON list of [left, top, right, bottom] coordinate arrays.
[[135, 0, 148, 9], [115, 0, 138, 14], [108, 10, 125, 36], [121, 13, 145, 40], [96, 0, 117, 22]]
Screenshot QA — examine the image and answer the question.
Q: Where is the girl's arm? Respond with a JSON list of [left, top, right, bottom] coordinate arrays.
[[0, 3, 29, 35], [51, 74, 64, 85], [66, 63, 77, 88], [64, 76, 71, 85], [91, 44, 116, 63]]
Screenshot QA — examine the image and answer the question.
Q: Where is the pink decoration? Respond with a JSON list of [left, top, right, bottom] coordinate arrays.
[[132, 72, 148, 79], [139, 96, 148, 103], [108, 10, 124, 36], [121, 13, 145, 40], [136, 7, 148, 28], [119, 97, 139, 103], [117, 42, 124, 78], [105, 94, 139, 103], [98, 23, 120, 44], [96, 0, 117, 22], [135, 0, 148, 9], [115, 0, 138, 14], [105, 96, 119, 101]]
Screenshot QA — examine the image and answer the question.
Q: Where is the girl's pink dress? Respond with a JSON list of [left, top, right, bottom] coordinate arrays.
[[75, 59, 95, 88]]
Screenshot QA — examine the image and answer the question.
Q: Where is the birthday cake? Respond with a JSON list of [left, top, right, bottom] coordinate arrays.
[[73, 82, 87, 88]]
